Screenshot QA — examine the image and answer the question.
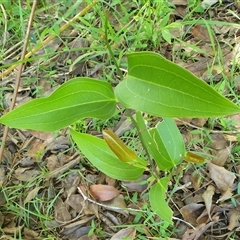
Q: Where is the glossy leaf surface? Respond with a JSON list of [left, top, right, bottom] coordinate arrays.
[[70, 129, 144, 181], [150, 118, 185, 169], [149, 177, 173, 224], [115, 52, 240, 117], [0, 78, 116, 131], [103, 129, 137, 162]]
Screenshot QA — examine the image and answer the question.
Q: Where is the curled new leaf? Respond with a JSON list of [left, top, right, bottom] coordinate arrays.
[[184, 152, 205, 164], [102, 129, 137, 162]]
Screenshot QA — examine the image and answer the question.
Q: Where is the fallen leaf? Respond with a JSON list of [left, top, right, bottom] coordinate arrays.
[[0, 166, 6, 187], [24, 186, 44, 205], [14, 167, 39, 182], [24, 227, 41, 240], [61, 216, 94, 236], [103, 194, 128, 217], [211, 147, 231, 167], [65, 194, 84, 213], [89, 184, 120, 201], [191, 25, 211, 42], [110, 227, 136, 240], [209, 133, 227, 150], [207, 162, 236, 202], [122, 175, 148, 192], [54, 197, 71, 222], [202, 185, 215, 220], [182, 223, 206, 240], [180, 204, 205, 226], [228, 208, 240, 230]]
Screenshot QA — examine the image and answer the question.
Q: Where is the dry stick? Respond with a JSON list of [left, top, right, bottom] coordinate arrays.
[[0, 1, 98, 163], [77, 187, 196, 230], [0, 0, 98, 80], [0, 1, 38, 163]]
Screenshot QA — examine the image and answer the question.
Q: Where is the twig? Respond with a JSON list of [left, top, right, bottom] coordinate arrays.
[[77, 186, 196, 230], [77, 186, 146, 214], [0, 0, 38, 163], [0, 0, 98, 80]]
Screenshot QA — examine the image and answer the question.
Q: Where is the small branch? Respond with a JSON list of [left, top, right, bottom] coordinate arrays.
[[77, 186, 146, 214]]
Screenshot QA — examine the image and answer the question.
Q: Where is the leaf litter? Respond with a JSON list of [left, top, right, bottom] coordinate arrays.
[[0, 1, 240, 239]]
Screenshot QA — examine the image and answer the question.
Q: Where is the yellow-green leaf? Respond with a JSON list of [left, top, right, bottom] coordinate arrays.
[[102, 129, 137, 162], [184, 152, 205, 164]]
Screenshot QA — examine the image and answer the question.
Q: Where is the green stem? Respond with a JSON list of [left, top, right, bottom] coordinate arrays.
[[126, 109, 159, 178]]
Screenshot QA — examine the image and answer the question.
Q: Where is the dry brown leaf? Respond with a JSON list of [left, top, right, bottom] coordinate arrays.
[[180, 203, 205, 226], [87, 202, 99, 219], [211, 147, 231, 167], [190, 25, 211, 41], [191, 118, 207, 127], [103, 194, 128, 217], [0, 166, 6, 187], [24, 186, 44, 205], [54, 197, 71, 222], [14, 167, 39, 182], [202, 185, 215, 220], [110, 227, 136, 240], [66, 194, 84, 213], [45, 156, 80, 179], [29, 130, 54, 141], [66, 226, 91, 240], [182, 223, 206, 240], [209, 133, 227, 150], [89, 184, 120, 201], [24, 227, 41, 240], [228, 208, 240, 230], [182, 218, 218, 240], [207, 162, 236, 202], [61, 216, 94, 235], [78, 235, 97, 240]]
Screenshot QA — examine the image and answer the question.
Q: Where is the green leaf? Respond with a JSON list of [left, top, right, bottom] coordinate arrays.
[[149, 118, 185, 169], [135, 112, 172, 170], [70, 129, 144, 181], [102, 129, 138, 162], [149, 177, 173, 224], [115, 52, 240, 117], [135, 113, 185, 170], [102, 129, 147, 168], [0, 78, 116, 131]]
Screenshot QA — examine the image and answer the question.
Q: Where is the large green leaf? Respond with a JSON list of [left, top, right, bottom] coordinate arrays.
[[115, 52, 240, 117], [149, 118, 185, 170], [149, 177, 173, 224], [0, 78, 116, 131], [70, 129, 144, 181]]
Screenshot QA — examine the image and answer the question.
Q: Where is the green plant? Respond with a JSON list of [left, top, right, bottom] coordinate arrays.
[[0, 51, 239, 226]]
